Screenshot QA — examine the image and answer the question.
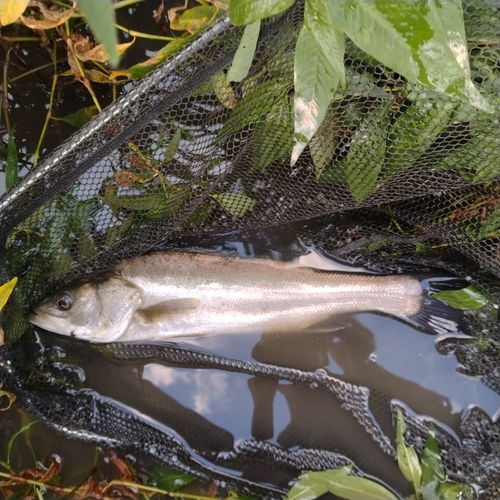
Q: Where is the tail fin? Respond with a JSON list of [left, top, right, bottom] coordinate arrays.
[[407, 275, 470, 335], [408, 296, 468, 335]]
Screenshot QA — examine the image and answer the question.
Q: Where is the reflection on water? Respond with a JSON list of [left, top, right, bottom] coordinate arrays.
[[19, 231, 500, 492]]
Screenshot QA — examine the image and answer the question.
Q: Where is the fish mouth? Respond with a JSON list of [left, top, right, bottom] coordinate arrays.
[[28, 311, 67, 335]]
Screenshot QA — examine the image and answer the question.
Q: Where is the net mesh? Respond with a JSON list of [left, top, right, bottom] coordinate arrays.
[[0, 0, 499, 497]]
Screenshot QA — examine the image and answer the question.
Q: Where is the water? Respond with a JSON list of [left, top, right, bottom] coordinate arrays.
[[14, 239, 497, 495]]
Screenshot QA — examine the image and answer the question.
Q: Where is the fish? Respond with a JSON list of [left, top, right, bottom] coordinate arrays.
[[28, 251, 463, 343]]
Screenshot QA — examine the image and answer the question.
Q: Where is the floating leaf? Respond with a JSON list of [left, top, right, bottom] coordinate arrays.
[[211, 193, 257, 217], [77, 0, 119, 66], [5, 131, 18, 190], [396, 409, 422, 496], [0, 277, 18, 311], [0, 0, 29, 25], [432, 285, 489, 310], [292, 0, 345, 165], [229, 0, 295, 26], [20, 0, 76, 29], [328, 0, 493, 113], [55, 106, 98, 128], [227, 20, 260, 82], [149, 467, 195, 491]]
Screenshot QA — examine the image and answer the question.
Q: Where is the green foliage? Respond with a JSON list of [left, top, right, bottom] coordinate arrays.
[[396, 409, 422, 497], [432, 285, 489, 310], [149, 466, 195, 491], [227, 20, 261, 82], [77, 0, 119, 66], [284, 410, 476, 500], [291, 0, 345, 165], [55, 106, 99, 128], [211, 192, 257, 217], [229, 0, 295, 25]]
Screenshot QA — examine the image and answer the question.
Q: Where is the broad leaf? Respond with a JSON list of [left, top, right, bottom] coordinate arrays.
[[227, 20, 261, 82], [432, 285, 489, 310], [0, 0, 29, 25], [438, 482, 475, 500], [55, 106, 98, 128], [229, 0, 295, 26], [396, 409, 422, 495], [211, 193, 257, 217], [285, 476, 328, 500], [77, 0, 119, 66], [0, 277, 18, 311], [307, 467, 398, 500], [344, 101, 391, 204], [420, 423, 444, 499], [292, 0, 345, 165], [5, 131, 18, 190], [328, 0, 493, 113], [20, 0, 76, 29], [383, 87, 456, 180], [149, 466, 194, 491]]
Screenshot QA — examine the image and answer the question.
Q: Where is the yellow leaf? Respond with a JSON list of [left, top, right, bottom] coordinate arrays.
[[0, 0, 29, 25], [0, 276, 17, 311], [20, 0, 76, 30]]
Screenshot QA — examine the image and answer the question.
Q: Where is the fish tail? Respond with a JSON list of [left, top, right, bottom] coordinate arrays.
[[407, 295, 467, 335]]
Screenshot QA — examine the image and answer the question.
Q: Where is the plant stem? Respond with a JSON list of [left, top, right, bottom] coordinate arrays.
[[115, 23, 176, 41], [2, 48, 12, 133]]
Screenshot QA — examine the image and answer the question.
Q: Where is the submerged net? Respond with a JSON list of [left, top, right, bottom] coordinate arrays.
[[0, 0, 499, 497]]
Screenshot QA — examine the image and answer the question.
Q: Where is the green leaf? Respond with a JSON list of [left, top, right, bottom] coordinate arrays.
[[396, 409, 422, 496], [77, 0, 119, 67], [176, 5, 217, 33], [285, 476, 328, 500], [7, 420, 38, 465], [149, 466, 194, 491], [227, 20, 260, 82], [252, 93, 293, 170], [344, 101, 391, 204], [292, 0, 345, 165], [54, 106, 98, 128], [328, 0, 493, 113], [476, 207, 500, 241], [437, 482, 475, 500], [211, 193, 257, 217], [5, 131, 18, 190], [0, 277, 18, 311], [420, 423, 444, 500], [163, 129, 182, 163], [229, 0, 295, 25], [432, 285, 489, 310], [110, 35, 192, 81], [383, 90, 456, 180]]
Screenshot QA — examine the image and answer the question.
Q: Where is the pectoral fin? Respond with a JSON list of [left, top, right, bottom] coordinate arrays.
[[135, 298, 200, 324]]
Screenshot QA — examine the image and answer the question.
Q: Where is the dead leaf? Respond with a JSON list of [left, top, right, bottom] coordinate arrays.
[[69, 34, 135, 63], [0, 0, 30, 25], [153, 0, 164, 24], [0, 327, 4, 347], [0, 382, 15, 411], [167, 0, 188, 30], [20, 0, 76, 29]]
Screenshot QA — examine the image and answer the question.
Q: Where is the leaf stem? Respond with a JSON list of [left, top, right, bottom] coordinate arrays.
[[115, 23, 176, 41], [2, 48, 12, 134]]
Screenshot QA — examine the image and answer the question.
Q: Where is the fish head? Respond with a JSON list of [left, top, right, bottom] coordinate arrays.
[[29, 276, 142, 342]]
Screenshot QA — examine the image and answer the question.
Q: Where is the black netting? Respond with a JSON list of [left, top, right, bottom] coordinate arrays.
[[0, 0, 499, 497]]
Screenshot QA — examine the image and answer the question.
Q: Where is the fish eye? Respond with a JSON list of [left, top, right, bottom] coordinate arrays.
[[55, 292, 73, 311]]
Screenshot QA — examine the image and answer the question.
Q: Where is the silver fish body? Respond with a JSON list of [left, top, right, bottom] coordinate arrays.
[[29, 251, 460, 342]]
